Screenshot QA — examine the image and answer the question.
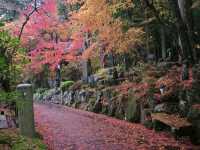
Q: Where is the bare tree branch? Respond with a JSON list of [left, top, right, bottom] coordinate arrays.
[[18, 0, 38, 40], [142, 0, 164, 25], [191, 0, 200, 9]]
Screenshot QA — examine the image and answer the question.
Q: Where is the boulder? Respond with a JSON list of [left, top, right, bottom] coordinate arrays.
[[154, 103, 166, 112], [154, 103, 179, 114]]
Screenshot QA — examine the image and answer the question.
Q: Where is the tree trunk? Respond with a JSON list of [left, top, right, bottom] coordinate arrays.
[[144, 9, 150, 62], [178, 0, 197, 62], [161, 26, 166, 60], [82, 32, 91, 82], [168, 0, 194, 63]]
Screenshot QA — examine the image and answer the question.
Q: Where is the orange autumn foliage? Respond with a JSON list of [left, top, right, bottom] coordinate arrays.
[[70, 0, 144, 57]]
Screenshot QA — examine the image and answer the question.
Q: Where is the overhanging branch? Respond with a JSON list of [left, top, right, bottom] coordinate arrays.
[[18, 0, 38, 40]]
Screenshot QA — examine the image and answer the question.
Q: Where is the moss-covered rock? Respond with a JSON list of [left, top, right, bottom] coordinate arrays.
[[108, 99, 117, 117], [72, 101, 81, 109], [154, 103, 179, 114], [113, 95, 126, 120], [101, 105, 109, 115], [69, 80, 83, 91], [93, 101, 102, 113], [87, 97, 96, 112], [60, 81, 74, 91], [125, 90, 140, 122], [115, 107, 125, 120]]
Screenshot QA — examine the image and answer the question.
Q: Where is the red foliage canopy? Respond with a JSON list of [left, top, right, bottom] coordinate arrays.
[[14, 0, 85, 73]]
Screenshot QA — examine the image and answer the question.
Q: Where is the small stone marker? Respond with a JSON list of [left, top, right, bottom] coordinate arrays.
[[17, 84, 35, 138]]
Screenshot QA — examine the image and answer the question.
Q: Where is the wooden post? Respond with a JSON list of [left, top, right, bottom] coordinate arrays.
[[16, 84, 35, 138]]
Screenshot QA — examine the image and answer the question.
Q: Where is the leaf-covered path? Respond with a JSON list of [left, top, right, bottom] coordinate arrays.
[[34, 103, 198, 150]]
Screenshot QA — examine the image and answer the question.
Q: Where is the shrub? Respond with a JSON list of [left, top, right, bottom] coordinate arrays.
[[61, 62, 82, 81], [0, 21, 5, 27], [0, 129, 47, 150], [0, 91, 20, 103], [35, 88, 48, 94]]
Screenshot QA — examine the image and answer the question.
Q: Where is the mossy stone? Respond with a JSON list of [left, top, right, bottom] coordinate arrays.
[[125, 90, 140, 122]]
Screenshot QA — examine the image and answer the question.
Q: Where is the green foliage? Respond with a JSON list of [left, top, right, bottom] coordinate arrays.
[[0, 56, 8, 74], [90, 57, 101, 73], [69, 2, 83, 12], [57, 0, 83, 20], [111, 1, 143, 28], [35, 88, 48, 94], [61, 62, 82, 81], [0, 30, 24, 91], [12, 136, 47, 150], [0, 91, 20, 103], [0, 30, 20, 50], [57, 2, 69, 20], [0, 129, 47, 150], [0, 21, 4, 27], [61, 81, 75, 91]]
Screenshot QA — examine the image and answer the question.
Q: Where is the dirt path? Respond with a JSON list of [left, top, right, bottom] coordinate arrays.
[[34, 103, 198, 150]]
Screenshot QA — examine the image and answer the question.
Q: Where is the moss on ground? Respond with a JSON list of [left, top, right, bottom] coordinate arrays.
[[0, 129, 47, 150]]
